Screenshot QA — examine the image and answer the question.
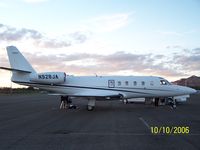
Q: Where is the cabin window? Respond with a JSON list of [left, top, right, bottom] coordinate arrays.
[[108, 80, 115, 88], [150, 81, 154, 86], [133, 81, 137, 86], [125, 81, 129, 86], [141, 81, 145, 86], [118, 81, 121, 86]]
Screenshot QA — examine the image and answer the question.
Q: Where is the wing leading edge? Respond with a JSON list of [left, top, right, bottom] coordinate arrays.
[[49, 90, 123, 99]]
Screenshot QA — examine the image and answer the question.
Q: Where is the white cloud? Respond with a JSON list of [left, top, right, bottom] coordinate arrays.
[[0, 23, 72, 49], [6, 50, 186, 78], [157, 30, 183, 36], [156, 29, 198, 37], [1, 46, 200, 87], [82, 12, 133, 33]]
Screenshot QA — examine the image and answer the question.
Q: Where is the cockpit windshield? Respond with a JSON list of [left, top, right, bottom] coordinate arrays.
[[160, 79, 171, 85]]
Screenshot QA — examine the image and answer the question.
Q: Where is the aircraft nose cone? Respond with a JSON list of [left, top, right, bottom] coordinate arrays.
[[174, 85, 197, 95], [189, 88, 197, 94], [185, 87, 197, 94]]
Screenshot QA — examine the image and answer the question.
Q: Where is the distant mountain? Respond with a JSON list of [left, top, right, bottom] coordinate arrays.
[[172, 75, 200, 89]]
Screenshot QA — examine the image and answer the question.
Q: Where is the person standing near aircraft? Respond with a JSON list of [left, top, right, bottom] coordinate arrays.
[[60, 96, 67, 109], [60, 96, 77, 109]]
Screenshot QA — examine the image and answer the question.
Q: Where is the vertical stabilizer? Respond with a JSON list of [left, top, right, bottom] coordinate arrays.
[[7, 46, 36, 73], [6, 46, 36, 82]]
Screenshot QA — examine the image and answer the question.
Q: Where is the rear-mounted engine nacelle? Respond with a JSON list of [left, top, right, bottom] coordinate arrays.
[[30, 72, 66, 84]]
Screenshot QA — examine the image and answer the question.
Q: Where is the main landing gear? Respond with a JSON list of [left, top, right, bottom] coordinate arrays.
[[154, 97, 177, 109], [60, 96, 76, 109], [60, 96, 68, 109], [60, 96, 96, 111], [87, 98, 96, 111]]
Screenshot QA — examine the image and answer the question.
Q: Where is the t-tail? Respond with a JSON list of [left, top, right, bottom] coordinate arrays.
[[0, 46, 36, 83], [1, 46, 66, 85]]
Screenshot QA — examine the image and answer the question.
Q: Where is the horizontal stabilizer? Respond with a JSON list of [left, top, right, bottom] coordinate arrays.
[[0, 67, 31, 73]]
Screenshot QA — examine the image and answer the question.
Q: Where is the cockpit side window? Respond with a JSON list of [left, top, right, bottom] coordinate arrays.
[[160, 80, 171, 85]]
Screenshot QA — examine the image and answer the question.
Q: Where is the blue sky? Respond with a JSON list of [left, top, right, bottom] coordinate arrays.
[[0, 0, 200, 87]]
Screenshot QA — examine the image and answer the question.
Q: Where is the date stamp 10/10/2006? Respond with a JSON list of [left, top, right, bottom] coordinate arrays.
[[150, 126, 190, 135]]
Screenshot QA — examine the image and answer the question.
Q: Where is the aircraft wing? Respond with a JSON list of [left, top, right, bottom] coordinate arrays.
[[48, 91, 123, 99], [72, 90, 122, 98]]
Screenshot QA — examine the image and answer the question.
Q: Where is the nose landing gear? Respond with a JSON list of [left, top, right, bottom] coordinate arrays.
[[167, 97, 177, 109]]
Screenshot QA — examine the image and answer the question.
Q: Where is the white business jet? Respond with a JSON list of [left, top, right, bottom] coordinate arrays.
[[0, 46, 196, 110]]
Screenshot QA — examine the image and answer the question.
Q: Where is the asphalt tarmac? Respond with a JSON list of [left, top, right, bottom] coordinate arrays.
[[0, 93, 199, 150]]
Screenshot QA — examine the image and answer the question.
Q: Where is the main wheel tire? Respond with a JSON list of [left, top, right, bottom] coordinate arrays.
[[87, 105, 94, 111]]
